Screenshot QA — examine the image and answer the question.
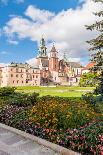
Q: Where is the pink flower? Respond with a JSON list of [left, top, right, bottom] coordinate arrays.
[[101, 151, 103, 155], [69, 130, 74, 134]]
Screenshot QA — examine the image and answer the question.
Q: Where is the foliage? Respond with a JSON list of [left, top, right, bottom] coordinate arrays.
[[0, 105, 24, 124], [6, 92, 39, 107], [0, 87, 16, 96], [28, 96, 97, 130], [86, 0, 103, 97], [79, 72, 98, 87], [61, 121, 103, 155], [0, 93, 103, 154], [82, 93, 96, 106], [82, 92, 103, 110]]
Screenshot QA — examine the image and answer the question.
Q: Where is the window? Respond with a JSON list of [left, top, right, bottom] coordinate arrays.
[[26, 80, 28, 83], [33, 75, 35, 78], [21, 74, 23, 78], [22, 81, 23, 83], [16, 68, 18, 72], [17, 80, 19, 83], [21, 69, 22, 72], [11, 74, 13, 77], [36, 75, 38, 78], [13, 81, 15, 83], [16, 74, 18, 78], [11, 69, 13, 71]]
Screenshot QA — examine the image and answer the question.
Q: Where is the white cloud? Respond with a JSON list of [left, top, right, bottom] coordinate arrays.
[[3, 0, 103, 61], [0, 63, 9, 67], [25, 5, 55, 23], [26, 58, 38, 67]]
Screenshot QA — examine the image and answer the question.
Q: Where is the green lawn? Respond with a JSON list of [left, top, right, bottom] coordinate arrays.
[[16, 86, 95, 97]]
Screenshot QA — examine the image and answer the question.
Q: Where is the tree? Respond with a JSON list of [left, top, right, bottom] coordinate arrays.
[[86, 0, 103, 97], [79, 72, 97, 87]]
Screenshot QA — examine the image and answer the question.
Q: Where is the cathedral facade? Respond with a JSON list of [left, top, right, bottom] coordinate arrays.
[[0, 38, 83, 87]]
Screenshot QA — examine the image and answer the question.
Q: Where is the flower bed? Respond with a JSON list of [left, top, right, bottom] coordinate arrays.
[[0, 87, 103, 155]]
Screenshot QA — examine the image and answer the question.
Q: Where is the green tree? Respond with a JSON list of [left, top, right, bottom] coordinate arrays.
[[86, 0, 103, 96], [79, 72, 97, 87]]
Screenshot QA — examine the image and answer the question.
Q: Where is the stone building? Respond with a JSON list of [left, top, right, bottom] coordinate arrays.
[[0, 63, 41, 87], [0, 37, 83, 87]]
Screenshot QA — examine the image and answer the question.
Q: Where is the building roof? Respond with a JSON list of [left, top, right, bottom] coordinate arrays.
[[8, 62, 40, 69], [83, 62, 95, 70], [67, 62, 83, 68], [50, 44, 57, 53]]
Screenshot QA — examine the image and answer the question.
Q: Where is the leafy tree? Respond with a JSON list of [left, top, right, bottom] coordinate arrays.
[[79, 72, 97, 87], [86, 0, 103, 96]]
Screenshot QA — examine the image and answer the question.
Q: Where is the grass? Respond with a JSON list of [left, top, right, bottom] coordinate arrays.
[[16, 86, 95, 97]]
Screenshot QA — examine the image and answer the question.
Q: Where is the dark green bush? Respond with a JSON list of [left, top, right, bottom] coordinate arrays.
[[27, 92, 39, 105], [6, 92, 39, 107], [82, 93, 96, 106], [0, 87, 16, 96]]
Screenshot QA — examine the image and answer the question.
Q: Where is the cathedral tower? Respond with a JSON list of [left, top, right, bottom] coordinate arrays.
[[49, 44, 59, 72], [38, 37, 47, 57], [37, 37, 49, 69]]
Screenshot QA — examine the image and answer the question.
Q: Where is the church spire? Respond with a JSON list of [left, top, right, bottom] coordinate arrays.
[[39, 37, 47, 57]]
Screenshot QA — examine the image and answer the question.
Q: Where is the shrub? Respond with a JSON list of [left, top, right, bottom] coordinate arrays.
[[6, 92, 39, 107], [0, 87, 16, 96], [27, 92, 39, 105], [82, 93, 96, 106]]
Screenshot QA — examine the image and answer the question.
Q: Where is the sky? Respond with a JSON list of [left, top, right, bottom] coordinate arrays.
[[0, 0, 102, 66]]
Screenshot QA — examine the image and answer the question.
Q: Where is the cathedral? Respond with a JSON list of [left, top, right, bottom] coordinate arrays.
[[0, 37, 83, 87]]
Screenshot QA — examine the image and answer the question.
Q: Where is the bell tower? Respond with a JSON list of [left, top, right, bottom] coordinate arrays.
[[49, 44, 59, 72], [38, 37, 47, 57]]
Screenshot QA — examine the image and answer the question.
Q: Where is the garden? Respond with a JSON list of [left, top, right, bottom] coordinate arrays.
[[0, 87, 103, 155]]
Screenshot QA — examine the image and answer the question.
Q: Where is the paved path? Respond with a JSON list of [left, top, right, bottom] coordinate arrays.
[[0, 127, 59, 155]]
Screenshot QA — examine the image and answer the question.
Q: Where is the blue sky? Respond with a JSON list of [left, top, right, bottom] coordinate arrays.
[[0, 0, 101, 65]]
